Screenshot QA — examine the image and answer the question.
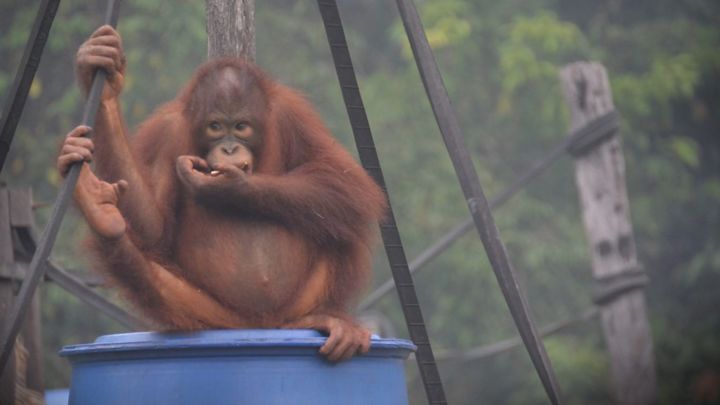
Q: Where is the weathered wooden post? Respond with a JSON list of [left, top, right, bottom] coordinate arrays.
[[0, 188, 15, 405], [206, 0, 255, 60], [560, 62, 657, 405], [0, 187, 44, 404]]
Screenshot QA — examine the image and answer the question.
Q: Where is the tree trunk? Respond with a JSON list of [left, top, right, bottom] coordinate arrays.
[[206, 0, 255, 61], [560, 62, 657, 405]]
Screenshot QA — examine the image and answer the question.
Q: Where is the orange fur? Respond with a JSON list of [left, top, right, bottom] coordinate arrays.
[[84, 58, 386, 332]]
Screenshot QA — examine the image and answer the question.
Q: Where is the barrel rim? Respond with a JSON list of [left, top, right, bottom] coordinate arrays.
[[59, 329, 416, 358]]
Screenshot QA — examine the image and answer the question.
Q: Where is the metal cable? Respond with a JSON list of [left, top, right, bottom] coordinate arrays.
[[394, 0, 564, 403], [439, 307, 598, 362], [316, 1, 448, 403], [361, 110, 618, 311], [361, 132, 571, 311]]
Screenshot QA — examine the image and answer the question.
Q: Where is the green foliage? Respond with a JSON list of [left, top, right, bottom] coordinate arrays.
[[509, 334, 613, 405], [1, 0, 718, 402], [420, 0, 472, 50], [671, 136, 701, 169], [499, 13, 589, 98]]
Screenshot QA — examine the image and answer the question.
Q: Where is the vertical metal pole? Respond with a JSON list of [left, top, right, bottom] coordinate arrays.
[[394, 0, 564, 403], [0, 0, 123, 373]]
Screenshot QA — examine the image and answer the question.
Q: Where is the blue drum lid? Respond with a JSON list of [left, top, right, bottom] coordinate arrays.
[[60, 329, 415, 358]]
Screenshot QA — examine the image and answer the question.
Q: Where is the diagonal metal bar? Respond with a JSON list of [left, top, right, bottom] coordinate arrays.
[[360, 218, 472, 311], [361, 110, 619, 310], [316, 1, 448, 403], [439, 307, 598, 362], [45, 263, 148, 330], [0, 0, 62, 174], [394, 0, 564, 403], [12, 224, 149, 330], [0, 0, 123, 373]]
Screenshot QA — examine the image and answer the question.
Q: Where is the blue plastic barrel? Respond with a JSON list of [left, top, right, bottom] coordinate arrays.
[[44, 388, 70, 405], [60, 329, 415, 405]]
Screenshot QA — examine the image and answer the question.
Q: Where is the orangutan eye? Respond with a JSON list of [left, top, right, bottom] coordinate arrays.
[[208, 121, 222, 131], [235, 122, 249, 131]]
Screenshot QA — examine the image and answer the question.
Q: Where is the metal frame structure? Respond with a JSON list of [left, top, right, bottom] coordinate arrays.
[[361, 111, 622, 311], [0, 1, 645, 404], [394, 1, 562, 403], [0, 0, 122, 373], [1, 188, 146, 330]]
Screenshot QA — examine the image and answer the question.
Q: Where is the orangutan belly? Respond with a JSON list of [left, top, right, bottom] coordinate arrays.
[[175, 213, 315, 315]]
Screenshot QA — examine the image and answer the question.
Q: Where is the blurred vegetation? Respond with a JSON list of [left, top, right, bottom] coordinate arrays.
[[1, 0, 718, 403]]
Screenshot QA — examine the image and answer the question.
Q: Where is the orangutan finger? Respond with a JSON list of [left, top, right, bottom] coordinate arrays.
[[66, 125, 92, 138], [358, 335, 371, 354], [176, 156, 195, 172], [58, 153, 85, 176], [86, 34, 121, 50], [212, 163, 242, 178], [114, 180, 129, 196], [85, 45, 122, 69], [80, 55, 117, 75], [61, 145, 93, 162], [185, 156, 209, 171], [64, 136, 94, 152], [333, 339, 356, 362], [91, 25, 119, 40], [319, 330, 343, 358]]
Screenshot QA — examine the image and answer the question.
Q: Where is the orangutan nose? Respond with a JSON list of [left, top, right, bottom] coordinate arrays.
[[221, 144, 239, 155]]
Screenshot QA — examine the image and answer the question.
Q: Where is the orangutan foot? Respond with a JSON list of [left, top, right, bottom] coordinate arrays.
[[74, 163, 128, 240]]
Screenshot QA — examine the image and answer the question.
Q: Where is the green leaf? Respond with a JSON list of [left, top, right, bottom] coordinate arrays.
[[670, 136, 700, 168]]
